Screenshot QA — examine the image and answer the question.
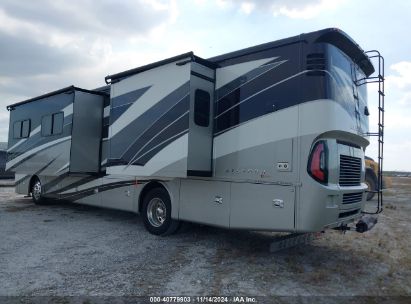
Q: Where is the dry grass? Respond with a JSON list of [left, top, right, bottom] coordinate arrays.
[[385, 203, 397, 210], [393, 176, 411, 187]]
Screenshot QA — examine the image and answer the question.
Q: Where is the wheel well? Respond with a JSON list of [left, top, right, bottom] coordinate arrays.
[[366, 169, 377, 182], [138, 181, 167, 213], [28, 175, 39, 194]]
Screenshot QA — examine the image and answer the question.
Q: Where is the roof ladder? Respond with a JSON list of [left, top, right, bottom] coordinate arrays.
[[356, 51, 385, 214]]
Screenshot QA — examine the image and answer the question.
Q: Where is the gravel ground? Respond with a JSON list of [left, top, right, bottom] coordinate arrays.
[[0, 178, 410, 300]]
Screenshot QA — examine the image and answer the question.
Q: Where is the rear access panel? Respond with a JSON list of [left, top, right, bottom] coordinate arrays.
[[230, 183, 295, 230]]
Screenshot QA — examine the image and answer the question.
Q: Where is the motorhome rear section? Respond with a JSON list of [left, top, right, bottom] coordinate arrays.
[[6, 28, 382, 235], [6, 87, 107, 194]]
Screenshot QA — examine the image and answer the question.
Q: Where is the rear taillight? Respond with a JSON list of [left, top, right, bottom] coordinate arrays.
[[308, 140, 328, 184]]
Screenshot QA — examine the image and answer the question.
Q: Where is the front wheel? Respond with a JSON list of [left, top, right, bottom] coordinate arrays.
[[142, 188, 180, 236]]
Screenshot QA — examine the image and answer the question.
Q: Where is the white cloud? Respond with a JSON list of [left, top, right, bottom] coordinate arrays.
[[0, 0, 183, 143], [215, 0, 346, 19], [215, 0, 232, 9], [240, 2, 255, 15], [382, 139, 411, 172], [384, 61, 411, 106], [385, 110, 411, 130], [0, 0, 178, 37], [366, 61, 411, 171], [0, 111, 10, 142], [386, 61, 411, 90], [272, 0, 346, 19], [0, 0, 180, 80], [399, 91, 411, 105]]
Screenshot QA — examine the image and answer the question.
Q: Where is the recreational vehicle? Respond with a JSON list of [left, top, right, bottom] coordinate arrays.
[[6, 28, 384, 235]]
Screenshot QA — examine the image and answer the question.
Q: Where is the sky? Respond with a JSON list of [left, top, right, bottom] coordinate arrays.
[[0, 0, 410, 171]]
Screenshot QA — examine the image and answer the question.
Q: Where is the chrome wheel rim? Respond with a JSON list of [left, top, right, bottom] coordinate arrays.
[[147, 198, 166, 227], [32, 181, 42, 200]]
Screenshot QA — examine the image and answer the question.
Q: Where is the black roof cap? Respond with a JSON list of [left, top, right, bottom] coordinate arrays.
[[105, 28, 374, 84], [314, 28, 374, 76], [208, 28, 375, 76], [6, 85, 108, 110], [105, 52, 217, 83]]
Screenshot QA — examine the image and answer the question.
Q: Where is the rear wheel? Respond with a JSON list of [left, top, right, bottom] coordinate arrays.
[[31, 177, 46, 205], [142, 188, 180, 236], [365, 171, 377, 201]]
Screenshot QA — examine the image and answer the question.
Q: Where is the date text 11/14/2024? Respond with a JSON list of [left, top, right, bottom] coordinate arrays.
[[149, 296, 257, 303]]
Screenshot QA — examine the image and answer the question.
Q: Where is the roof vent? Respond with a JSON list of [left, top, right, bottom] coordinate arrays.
[[306, 53, 326, 76]]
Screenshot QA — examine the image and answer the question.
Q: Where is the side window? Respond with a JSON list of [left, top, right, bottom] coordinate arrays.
[[41, 115, 52, 136], [13, 120, 31, 138], [21, 120, 30, 138], [13, 121, 22, 139], [52, 112, 63, 135], [41, 112, 64, 136], [194, 89, 210, 127]]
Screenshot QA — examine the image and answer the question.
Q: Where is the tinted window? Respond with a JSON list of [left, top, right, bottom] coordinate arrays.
[[42, 112, 64, 136], [21, 120, 30, 138], [0, 151, 6, 170], [41, 115, 52, 136], [194, 89, 210, 127], [13, 121, 21, 139], [13, 120, 30, 138], [52, 112, 64, 135]]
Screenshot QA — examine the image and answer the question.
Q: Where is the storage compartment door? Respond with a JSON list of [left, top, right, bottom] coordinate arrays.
[[180, 179, 230, 227], [230, 183, 295, 230]]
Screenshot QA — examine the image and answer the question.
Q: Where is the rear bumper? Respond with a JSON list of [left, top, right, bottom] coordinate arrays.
[[297, 182, 367, 232]]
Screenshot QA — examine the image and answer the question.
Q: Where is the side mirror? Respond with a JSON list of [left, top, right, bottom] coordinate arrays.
[[364, 106, 370, 116]]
